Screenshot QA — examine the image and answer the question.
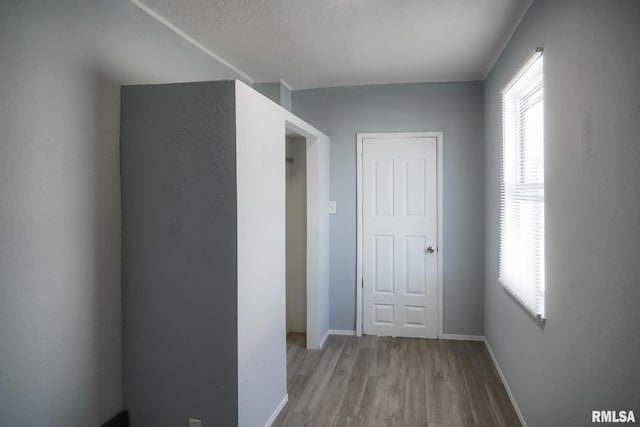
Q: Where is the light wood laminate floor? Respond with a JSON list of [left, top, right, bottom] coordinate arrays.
[[273, 333, 521, 427]]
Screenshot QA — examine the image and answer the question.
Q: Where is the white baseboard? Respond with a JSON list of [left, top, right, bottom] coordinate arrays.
[[318, 329, 355, 348], [483, 338, 528, 427], [319, 329, 331, 348], [264, 393, 288, 427], [442, 333, 485, 341], [329, 329, 356, 336]]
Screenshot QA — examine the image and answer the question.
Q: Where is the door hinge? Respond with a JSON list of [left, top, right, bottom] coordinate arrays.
[[361, 278, 364, 288]]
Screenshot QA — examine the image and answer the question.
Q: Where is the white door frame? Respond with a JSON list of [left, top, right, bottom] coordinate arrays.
[[285, 120, 330, 350], [356, 132, 444, 339]]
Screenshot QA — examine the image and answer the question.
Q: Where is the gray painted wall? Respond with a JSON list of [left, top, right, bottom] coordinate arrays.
[[0, 1, 244, 425], [255, 81, 292, 111], [292, 83, 485, 334], [281, 83, 292, 111], [484, 1, 640, 425], [255, 82, 282, 105], [121, 81, 238, 427]]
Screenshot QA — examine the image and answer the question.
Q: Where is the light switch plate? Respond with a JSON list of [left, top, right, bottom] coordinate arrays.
[[189, 419, 201, 427], [329, 201, 337, 214]]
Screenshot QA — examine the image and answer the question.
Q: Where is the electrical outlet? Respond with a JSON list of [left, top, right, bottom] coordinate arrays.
[[189, 419, 201, 427]]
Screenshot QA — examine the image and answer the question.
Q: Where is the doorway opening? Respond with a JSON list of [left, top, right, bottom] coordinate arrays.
[[282, 118, 330, 353], [286, 133, 307, 349]]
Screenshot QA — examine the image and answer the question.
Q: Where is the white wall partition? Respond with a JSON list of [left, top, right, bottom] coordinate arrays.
[[121, 80, 329, 427], [235, 82, 330, 427], [236, 82, 288, 427]]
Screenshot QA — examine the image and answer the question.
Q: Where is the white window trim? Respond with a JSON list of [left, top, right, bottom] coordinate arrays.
[[499, 48, 546, 321]]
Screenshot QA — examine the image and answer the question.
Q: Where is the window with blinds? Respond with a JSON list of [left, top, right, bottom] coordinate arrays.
[[499, 48, 545, 320]]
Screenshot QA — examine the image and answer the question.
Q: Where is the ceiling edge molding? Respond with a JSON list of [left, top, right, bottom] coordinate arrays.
[[129, 0, 254, 84], [292, 75, 482, 92], [482, 0, 536, 79]]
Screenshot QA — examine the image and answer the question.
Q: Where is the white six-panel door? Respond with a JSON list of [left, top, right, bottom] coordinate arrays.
[[362, 136, 438, 338]]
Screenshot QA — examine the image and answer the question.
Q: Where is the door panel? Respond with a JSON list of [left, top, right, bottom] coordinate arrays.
[[405, 236, 426, 295], [374, 159, 394, 217], [362, 137, 438, 338], [374, 235, 394, 294], [405, 159, 426, 216]]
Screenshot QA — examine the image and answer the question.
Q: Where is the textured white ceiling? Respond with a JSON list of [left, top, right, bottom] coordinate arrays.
[[136, 0, 532, 89]]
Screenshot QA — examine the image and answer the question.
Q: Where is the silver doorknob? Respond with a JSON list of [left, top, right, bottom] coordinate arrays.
[[426, 246, 435, 254]]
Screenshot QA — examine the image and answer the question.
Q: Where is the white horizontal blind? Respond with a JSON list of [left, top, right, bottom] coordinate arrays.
[[499, 49, 545, 319]]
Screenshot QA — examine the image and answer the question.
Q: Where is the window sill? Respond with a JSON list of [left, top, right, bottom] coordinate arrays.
[[498, 278, 546, 328]]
